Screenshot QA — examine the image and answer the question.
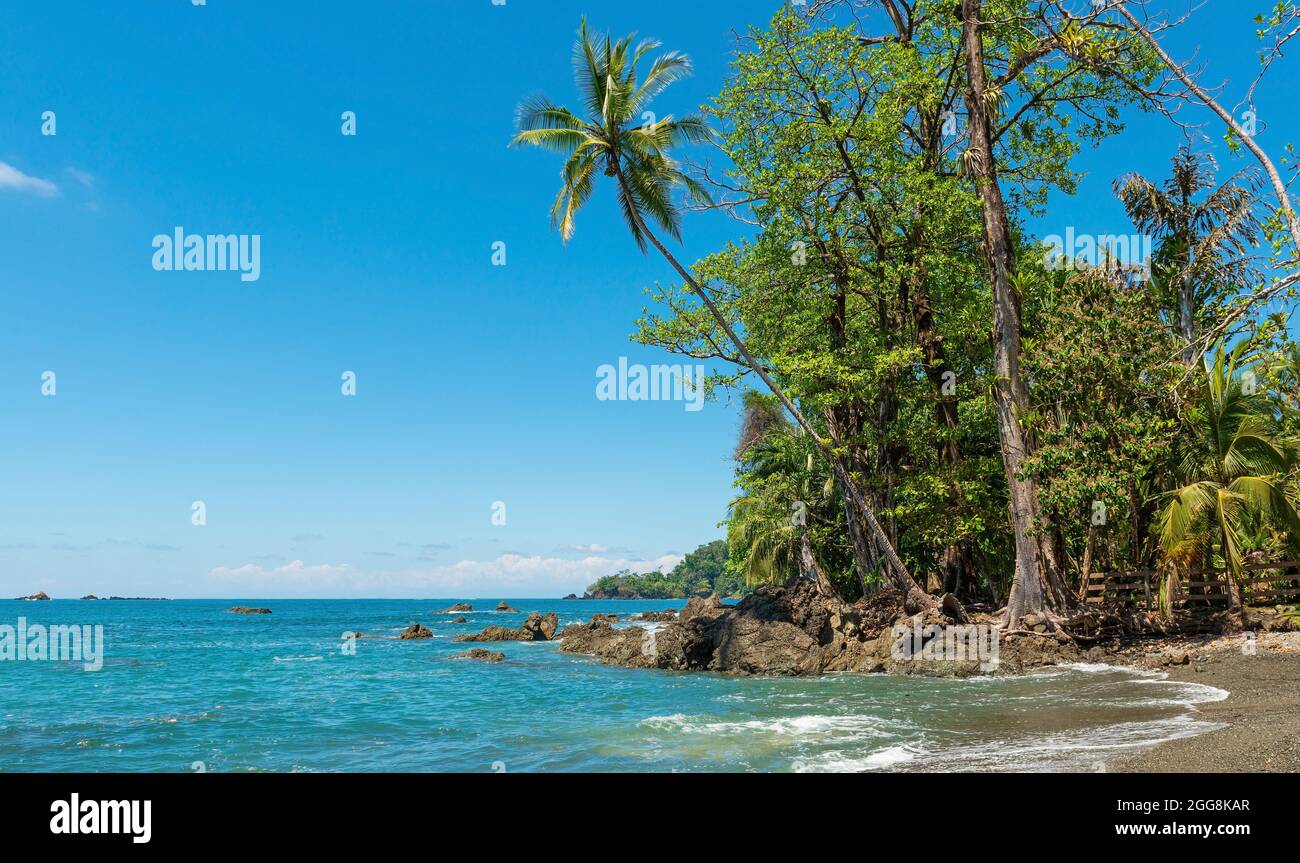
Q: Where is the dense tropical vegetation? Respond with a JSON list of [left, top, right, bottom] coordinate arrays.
[[522, 0, 1300, 626], [583, 540, 742, 599]]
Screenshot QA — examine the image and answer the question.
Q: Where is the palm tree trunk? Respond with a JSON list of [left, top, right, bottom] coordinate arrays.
[[1221, 524, 1244, 612], [960, 0, 1056, 625], [609, 163, 935, 611]]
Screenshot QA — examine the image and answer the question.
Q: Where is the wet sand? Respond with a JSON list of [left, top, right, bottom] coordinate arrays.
[[1112, 632, 1300, 773]]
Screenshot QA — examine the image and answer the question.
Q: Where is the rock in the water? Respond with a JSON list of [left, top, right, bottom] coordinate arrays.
[[455, 611, 559, 643], [399, 623, 433, 639], [455, 625, 519, 642], [15, 591, 51, 601], [518, 611, 558, 640], [440, 603, 473, 613], [590, 613, 620, 623], [228, 606, 271, 615], [452, 616, 468, 623], [559, 580, 995, 678], [560, 583, 831, 675], [80, 595, 99, 601], [562, 593, 579, 600], [496, 601, 519, 613], [632, 610, 677, 622], [452, 648, 505, 662]]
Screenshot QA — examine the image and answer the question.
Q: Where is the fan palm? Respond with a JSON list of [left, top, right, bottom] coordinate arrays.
[[1114, 146, 1261, 365], [512, 19, 929, 605], [1157, 341, 1300, 609]]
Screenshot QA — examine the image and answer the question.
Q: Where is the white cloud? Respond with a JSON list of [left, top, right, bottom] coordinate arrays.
[[562, 543, 609, 553], [65, 167, 94, 188], [205, 553, 682, 598], [0, 162, 58, 197], [210, 559, 352, 586]]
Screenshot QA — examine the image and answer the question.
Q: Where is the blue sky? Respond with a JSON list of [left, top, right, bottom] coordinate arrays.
[[1, 1, 1293, 598]]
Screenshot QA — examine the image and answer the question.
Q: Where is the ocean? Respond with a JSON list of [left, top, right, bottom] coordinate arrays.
[[0, 599, 1227, 772]]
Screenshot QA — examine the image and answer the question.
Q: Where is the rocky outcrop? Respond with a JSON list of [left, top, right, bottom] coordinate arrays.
[[80, 595, 98, 601], [562, 593, 579, 600], [590, 613, 620, 623], [632, 610, 677, 623], [440, 603, 473, 613], [496, 601, 519, 613], [557, 579, 1026, 678], [399, 623, 433, 639], [452, 616, 468, 623], [452, 648, 505, 662], [15, 591, 51, 601], [228, 606, 271, 615], [456, 611, 559, 643], [456, 625, 518, 642], [520, 612, 559, 640]]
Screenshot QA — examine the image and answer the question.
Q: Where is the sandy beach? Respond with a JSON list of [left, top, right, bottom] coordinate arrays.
[[1112, 631, 1300, 773]]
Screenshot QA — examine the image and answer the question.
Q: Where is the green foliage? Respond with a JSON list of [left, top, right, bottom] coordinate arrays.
[[551, 5, 1290, 604], [1022, 267, 1180, 571], [1157, 341, 1300, 582], [584, 540, 739, 598], [512, 18, 712, 249]]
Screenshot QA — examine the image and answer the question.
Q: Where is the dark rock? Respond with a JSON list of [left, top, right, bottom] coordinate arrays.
[[455, 625, 519, 643], [559, 579, 1003, 678], [80, 595, 99, 601], [496, 601, 519, 613], [440, 603, 473, 613], [399, 623, 433, 640], [518, 611, 559, 641], [455, 611, 559, 643], [562, 593, 579, 600], [452, 616, 468, 623], [228, 606, 271, 615], [562, 582, 835, 676], [15, 591, 51, 601], [678, 595, 728, 627], [590, 613, 620, 623], [452, 648, 505, 662], [632, 610, 677, 623]]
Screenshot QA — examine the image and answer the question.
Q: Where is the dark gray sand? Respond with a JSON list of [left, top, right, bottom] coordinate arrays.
[[1112, 632, 1300, 773]]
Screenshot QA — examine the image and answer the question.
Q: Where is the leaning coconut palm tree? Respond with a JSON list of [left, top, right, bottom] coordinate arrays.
[[1114, 146, 1261, 366], [512, 20, 933, 609], [1157, 341, 1300, 611]]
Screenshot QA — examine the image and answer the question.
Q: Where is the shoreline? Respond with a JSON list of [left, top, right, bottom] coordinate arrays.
[[1108, 631, 1300, 773]]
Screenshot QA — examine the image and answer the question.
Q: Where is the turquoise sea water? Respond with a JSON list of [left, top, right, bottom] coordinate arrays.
[[0, 599, 1228, 772]]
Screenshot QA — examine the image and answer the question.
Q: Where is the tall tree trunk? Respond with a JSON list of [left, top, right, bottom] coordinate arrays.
[[609, 162, 935, 611], [1222, 524, 1244, 612], [960, 0, 1056, 624], [800, 529, 838, 598], [843, 497, 874, 596], [1080, 524, 1097, 600]]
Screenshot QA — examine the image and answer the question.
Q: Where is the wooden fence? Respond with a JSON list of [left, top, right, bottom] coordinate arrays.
[[1084, 559, 1300, 613]]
